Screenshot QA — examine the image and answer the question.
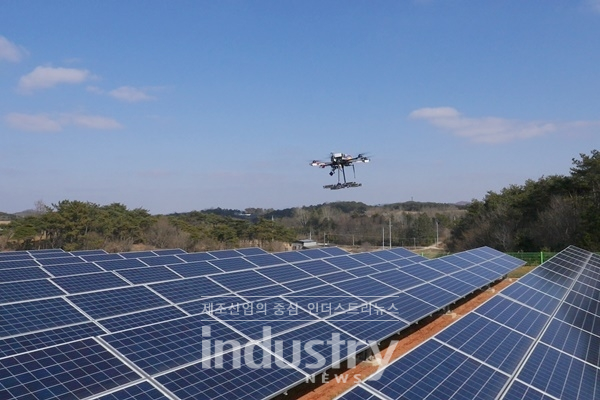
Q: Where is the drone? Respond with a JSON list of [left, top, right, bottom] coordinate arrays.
[[310, 152, 370, 190]]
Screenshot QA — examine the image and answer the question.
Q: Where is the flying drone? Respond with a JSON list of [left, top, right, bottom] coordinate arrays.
[[310, 152, 370, 190]]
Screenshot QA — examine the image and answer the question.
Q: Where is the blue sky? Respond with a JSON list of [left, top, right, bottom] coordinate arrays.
[[2, 1, 600, 214]]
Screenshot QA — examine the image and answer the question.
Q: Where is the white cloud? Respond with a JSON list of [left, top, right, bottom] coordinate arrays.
[[5, 112, 122, 132], [409, 107, 558, 143], [109, 86, 156, 102], [0, 36, 27, 62], [5, 113, 62, 132], [18, 66, 93, 92]]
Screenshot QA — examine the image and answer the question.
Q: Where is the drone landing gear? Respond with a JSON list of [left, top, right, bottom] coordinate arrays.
[[323, 182, 362, 190]]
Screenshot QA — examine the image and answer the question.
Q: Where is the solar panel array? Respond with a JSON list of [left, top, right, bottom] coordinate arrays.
[[0, 245, 524, 399], [342, 245, 600, 400]]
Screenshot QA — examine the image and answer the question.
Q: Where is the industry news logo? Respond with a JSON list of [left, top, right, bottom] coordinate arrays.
[[201, 325, 397, 382]]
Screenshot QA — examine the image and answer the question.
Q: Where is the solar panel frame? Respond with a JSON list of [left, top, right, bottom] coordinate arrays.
[[52, 271, 130, 293]]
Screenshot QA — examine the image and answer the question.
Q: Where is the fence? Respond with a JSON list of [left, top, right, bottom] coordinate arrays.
[[505, 252, 559, 266]]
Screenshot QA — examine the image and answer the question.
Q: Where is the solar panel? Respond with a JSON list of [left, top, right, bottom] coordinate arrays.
[[0, 245, 527, 400], [139, 254, 184, 266], [292, 259, 342, 276], [155, 344, 306, 400], [167, 260, 222, 277], [0, 279, 66, 304], [149, 276, 229, 303], [115, 265, 181, 284], [98, 306, 187, 332], [35, 255, 84, 266], [257, 264, 313, 283], [0, 266, 49, 282], [0, 258, 40, 269], [0, 338, 141, 399], [0, 322, 105, 358], [353, 245, 599, 400], [44, 261, 103, 276], [96, 381, 170, 400], [52, 271, 130, 293], [104, 314, 227, 375], [0, 297, 89, 337], [69, 286, 169, 319], [209, 257, 256, 272], [243, 253, 286, 267]]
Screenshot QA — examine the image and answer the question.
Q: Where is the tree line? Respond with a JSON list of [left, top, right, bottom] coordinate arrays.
[[447, 150, 600, 252]]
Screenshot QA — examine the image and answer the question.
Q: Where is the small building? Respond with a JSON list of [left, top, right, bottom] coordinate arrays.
[[291, 239, 318, 250]]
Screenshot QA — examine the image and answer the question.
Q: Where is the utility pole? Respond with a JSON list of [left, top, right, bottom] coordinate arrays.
[[389, 217, 392, 248], [382, 227, 385, 249]]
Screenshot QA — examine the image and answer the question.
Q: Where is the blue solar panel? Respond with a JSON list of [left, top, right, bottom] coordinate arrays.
[[209, 257, 256, 272], [349, 252, 386, 265], [167, 260, 222, 277], [0, 252, 32, 261], [299, 248, 332, 259], [369, 261, 398, 272], [272, 250, 312, 262], [0, 279, 65, 304], [337, 385, 386, 400], [209, 270, 275, 292], [0, 338, 141, 400], [318, 271, 356, 283], [98, 306, 187, 332], [475, 295, 550, 337], [95, 258, 147, 270], [516, 343, 600, 399], [284, 285, 365, 317], [347, 265, 379, 276], [399, 262, 445, 281], [292, 259, 342, 275], [540, 318, 600, 365], [81, 253, 125, 262], [149, 276, 229, 303], [104, 314, 240, 375], [320, 247, 350, 256], [35, 255, 84, 266], [244, 253, 286, 267], [116, 265, 181, 284], [0, 258, 39, 269], [326, 307, 408, 343], [153, 248, 186, 255], [374, 292, 436, 323], [119, 250, 157, 258], [69, 286, 169, 319], [44, 261, 103, 276], [212, 298, 317, 340], [258, 321, 368, 375], [96, 381, 170, 400], [0, 322, 105, 358], [237, 284, 291, 301], [155, 344, 306, 400], [208, 249, 244, 259], [0, 266, 49, 282], [388, 247, 420, 258], [430, 275, 477, 297], [0, 298, 89, 337], [235, 247, 268, 256], [365, 339, 508, 400], [499, 282, 561, 314], [369, 250, 402, 261], [370, 269, 423, 291], [436, 312, 533, 374], [324, 255, 366, 270], [176, 252, 216, 262], [421, 257, 462, 274], [405, 283, 458, 308], [139, 254, 184, 266], [53, 272, 130, 293], [283, 277, 327, 291], [334, 277, 399, 302], [258, 264, 313, 283], [178, 294, 246, 315]]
